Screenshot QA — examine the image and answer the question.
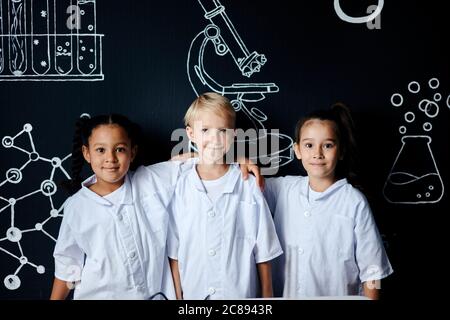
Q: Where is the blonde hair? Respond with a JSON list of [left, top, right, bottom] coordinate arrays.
[[184, 92, 236, 128]]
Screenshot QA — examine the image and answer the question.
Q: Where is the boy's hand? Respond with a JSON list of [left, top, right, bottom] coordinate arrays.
[[237, 157, 265, 192]]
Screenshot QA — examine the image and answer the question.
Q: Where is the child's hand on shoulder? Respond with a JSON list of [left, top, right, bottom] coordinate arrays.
[[237, 157, 264, 192]]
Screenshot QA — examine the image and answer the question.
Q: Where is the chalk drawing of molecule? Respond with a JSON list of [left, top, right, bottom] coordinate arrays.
[[0, 123, 70, 290]]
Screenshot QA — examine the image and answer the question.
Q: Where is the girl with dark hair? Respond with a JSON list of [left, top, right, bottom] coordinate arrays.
[[264, 103, 393, 299], [61, 114, 140, 196], [50, 114, 176, 300]]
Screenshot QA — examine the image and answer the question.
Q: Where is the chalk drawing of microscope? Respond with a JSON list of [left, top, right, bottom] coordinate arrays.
[[187, 0, 294, 171], [0, 0, 103, 81]]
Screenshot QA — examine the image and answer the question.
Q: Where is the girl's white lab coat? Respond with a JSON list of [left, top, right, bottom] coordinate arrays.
[[53, 161, 183, 299], [264, 176, 393, 298]]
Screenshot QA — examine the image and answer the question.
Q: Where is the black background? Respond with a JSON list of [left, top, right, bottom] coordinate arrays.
[[1, 0, 449, 299]]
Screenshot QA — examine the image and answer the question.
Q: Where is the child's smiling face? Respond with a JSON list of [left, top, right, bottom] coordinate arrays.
[[294, 119, 341, 183], [82, 124, 136, 190], [186, 110, 235, 165]]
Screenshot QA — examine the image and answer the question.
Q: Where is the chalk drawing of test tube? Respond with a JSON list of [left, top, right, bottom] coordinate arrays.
[[8, 0, 27, 75], [76, 0, 97, 75], [31, 0, 51, 75], [1, 0, 4, 74], [54, 0, 73, 74], [187, 0, 294, 169]]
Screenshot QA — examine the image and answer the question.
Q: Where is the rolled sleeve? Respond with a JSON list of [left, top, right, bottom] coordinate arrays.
[[253, 192, 283, 263], [166, 200, 179, 260], [354, 200, 394, 282], [53, 216, 84, 282]]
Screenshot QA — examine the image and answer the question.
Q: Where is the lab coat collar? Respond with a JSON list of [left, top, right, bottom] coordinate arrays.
[[300, 176, 348, 201], [80, 174, 134, 206]]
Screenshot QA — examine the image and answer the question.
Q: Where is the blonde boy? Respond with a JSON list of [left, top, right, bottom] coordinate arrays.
[[167, 92, 282, 299]]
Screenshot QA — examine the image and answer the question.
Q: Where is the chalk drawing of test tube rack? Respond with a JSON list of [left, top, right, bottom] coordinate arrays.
[[0, 0, 103, 81], [187, 0, 294, 169]]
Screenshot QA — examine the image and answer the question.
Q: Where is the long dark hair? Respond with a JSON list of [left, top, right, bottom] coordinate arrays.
[[62, 114, 140, 195], [294, 103, 360, 189]]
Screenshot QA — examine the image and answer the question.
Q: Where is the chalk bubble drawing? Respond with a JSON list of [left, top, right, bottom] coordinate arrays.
[[383, 78, 446, 204], [0, 123, 70, 290], [334, 0, 384, 24], [187, 0, 294, 171], [0, 0, 103, 81]]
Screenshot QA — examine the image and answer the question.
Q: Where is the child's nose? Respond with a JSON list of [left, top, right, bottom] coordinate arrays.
[[105, 150, 117, 162], [207, 130, 221, 141], [313, 147, 324, 159]]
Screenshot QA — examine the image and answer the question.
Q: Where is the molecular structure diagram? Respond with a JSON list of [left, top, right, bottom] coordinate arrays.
[[0, 123, 71, 290]]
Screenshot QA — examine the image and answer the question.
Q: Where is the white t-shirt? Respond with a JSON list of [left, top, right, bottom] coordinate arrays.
[[308, 186, 323, 203], [103, 182, 125, 206], [201, 167, 231, 204], [264, 176, 393, 298]]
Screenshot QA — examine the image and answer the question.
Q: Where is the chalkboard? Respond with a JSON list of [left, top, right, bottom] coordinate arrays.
[[0, 0, 448, 299]]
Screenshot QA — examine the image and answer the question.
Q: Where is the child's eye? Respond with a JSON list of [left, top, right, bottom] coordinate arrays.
[[219, 129, 227, 133], [324, 143, 334, 149], [116, 147, 126, 153], [201, 128, 208, 133], [96, 148, 105, 153], [304, 143, 313, 148]]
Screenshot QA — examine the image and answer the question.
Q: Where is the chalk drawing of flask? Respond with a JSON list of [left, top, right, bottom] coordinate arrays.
[[383, 135, 444, 204]]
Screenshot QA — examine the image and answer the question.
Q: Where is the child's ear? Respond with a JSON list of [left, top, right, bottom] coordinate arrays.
[[186, 126, 195, 143], [293, 143, 302, 160], [82, 145, 91, 163]]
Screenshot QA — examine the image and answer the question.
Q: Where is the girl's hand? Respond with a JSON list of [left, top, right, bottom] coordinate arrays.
[[237, 157, 264, 192]]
